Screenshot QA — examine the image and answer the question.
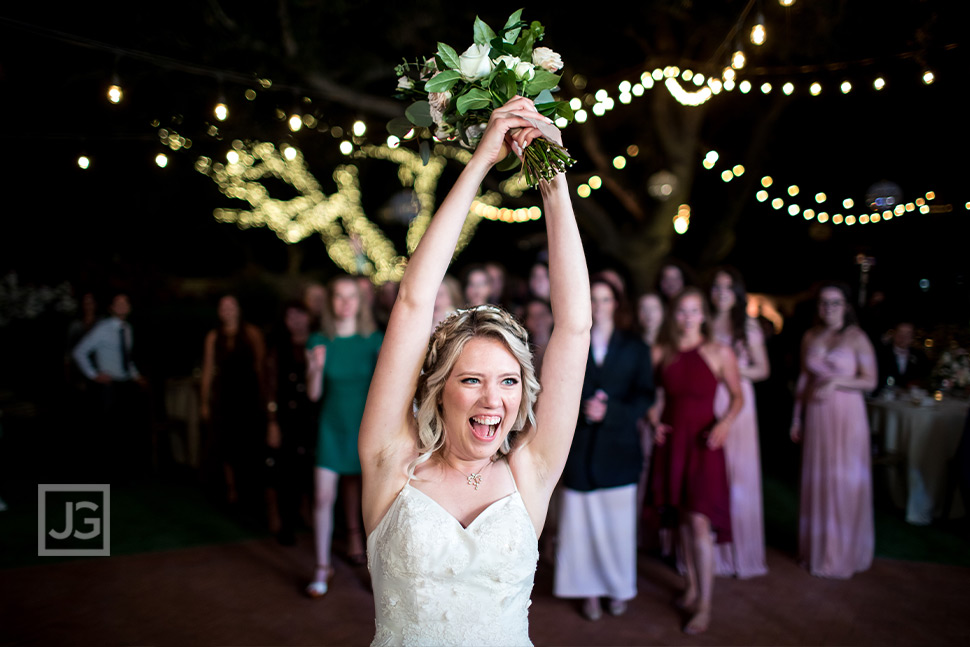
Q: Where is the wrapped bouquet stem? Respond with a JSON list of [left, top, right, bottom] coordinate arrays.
[[389, 9, 576, 187]]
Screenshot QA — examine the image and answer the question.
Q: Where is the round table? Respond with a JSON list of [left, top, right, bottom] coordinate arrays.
[[867, 395, 969, 525]]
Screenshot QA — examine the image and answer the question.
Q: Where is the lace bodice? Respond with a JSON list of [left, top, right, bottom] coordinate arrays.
[[367, 464, 538, 647]]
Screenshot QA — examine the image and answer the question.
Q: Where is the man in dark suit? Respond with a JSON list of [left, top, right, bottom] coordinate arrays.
[[875, 321, 928, 393]]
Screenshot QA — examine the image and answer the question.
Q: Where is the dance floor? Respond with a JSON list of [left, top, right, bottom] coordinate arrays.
[[3, 527, 969, 646]]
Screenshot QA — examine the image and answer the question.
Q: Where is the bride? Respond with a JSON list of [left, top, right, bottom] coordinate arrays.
[[358, 96, 591, 646]]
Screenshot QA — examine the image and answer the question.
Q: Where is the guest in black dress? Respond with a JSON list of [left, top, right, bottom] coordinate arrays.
[[554, 273, 654, 620]]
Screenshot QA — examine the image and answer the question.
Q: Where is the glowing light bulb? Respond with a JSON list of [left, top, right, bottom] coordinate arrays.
[[77, 155, 90, 170], [214, 102, 228, 121], [107, 84, 123, 104], [731, 49, 746, 70], [810, 82, 822, 96], [155, 153, 168, 168], [353, 121, 367, 137], [751, 23, 766, 46], [874, 77, 886, 91], [922, 70, 935, 85], [840, 80, 852, 94], [783, 82, 794, 96], [288, 114, 303, 132]]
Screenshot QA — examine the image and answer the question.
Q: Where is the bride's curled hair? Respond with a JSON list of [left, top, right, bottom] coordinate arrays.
[[413, 305, 540, 465]]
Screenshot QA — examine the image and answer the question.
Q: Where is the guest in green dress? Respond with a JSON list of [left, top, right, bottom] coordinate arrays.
[[305, 275, 382, 597]]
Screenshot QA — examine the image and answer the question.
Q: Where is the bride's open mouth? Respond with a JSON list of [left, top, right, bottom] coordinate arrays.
[[469, 415, 501, 441]]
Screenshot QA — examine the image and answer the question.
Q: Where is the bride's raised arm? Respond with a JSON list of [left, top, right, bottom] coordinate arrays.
[[513, 168, 591, 506], [359, 97, 557, 532]]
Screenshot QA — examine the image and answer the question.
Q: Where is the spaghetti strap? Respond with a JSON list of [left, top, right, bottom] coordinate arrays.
[[503, 458, 518, 492]]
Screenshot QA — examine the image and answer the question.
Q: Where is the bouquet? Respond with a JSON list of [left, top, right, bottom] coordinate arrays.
[[930, 347, 970, 395], [389, 8, 575, 187]]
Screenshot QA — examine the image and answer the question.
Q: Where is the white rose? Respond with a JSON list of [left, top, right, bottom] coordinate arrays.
[[514, 60, 535, 81], [458, 44, 494, 81], [532, 46, 563, 72], [496, 55, 535, 81], [397, 76, 414, 90]]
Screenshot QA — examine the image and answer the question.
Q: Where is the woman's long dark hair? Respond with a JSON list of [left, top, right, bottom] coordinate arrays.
[[590, 271, 633, 332], [711, 266, 749, 351]]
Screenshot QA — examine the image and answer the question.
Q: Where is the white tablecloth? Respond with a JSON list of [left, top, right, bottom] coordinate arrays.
[[867, 397, 969, 525]]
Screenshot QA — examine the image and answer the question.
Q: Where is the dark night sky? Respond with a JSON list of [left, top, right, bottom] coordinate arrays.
[[1, 2, 968, 331]]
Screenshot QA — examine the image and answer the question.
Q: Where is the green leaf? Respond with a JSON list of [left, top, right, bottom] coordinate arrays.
[[424, 70, 461, 93], [456, 88, 492, 114], [492, 70, 517, 105], [387, 116, 414, 138], [513, 30, 534, 58], [419, 140, 431, 166], [489, 37, 513, 57], [535, 100, 573, 122], [473, 16, 497, 46], [502, 9, 523, 43], [437, 42, 460, 70], [405, 101, 433, 127], [530, 21, 545, 41], [534, 89, 555, 105], [525, 69, 561, 94]]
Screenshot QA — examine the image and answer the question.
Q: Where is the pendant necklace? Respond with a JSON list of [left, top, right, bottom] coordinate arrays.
[[444, 456, 493, 490]]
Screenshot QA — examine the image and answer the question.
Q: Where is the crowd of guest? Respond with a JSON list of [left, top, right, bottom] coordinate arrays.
[[51, 251, 966, 635]]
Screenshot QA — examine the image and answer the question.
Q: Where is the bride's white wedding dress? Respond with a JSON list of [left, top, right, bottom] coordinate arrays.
[[367, 460, 538, 646]]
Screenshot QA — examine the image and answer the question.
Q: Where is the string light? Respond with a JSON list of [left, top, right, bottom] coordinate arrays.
[[731, 46, 746, 70], [750, 13, 766, 46], [702, 151, 951, 227], [77, 155, 90, 170], [673, 204, 691, 234], [107, 84, 123, 104], [214, 102, 228, 121], [196, 141, 544, 283]]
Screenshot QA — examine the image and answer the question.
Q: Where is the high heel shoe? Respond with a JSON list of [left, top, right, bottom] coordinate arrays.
[[305, 565, 334, 598]]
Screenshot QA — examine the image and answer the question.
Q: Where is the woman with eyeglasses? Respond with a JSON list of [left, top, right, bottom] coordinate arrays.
[[790, 281, 877, 579]]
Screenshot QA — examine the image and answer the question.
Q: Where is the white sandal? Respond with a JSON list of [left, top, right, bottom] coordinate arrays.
[[305, 565, 334, 598]]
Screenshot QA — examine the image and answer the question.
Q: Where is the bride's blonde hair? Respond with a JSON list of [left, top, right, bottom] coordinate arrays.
[[411, 305, 540, 469]]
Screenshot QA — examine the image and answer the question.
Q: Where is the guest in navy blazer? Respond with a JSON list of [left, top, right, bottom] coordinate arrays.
[[874, 320, 929, 392], [554, 272, 655, 620]]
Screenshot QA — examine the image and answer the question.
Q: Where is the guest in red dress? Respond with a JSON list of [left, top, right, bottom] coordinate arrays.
[[648, 287, 743, 634]]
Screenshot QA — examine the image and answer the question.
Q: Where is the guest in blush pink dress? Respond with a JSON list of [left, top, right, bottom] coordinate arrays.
[[709, 267, 769, 579], [790, 282, 878, 579]]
